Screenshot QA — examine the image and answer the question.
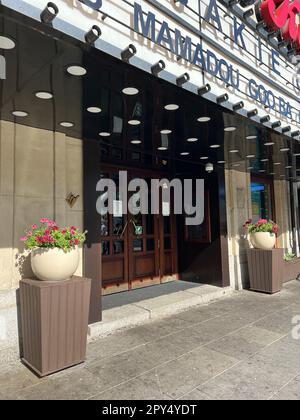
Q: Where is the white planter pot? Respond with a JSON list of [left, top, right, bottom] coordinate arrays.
[[250, 232, 276, 250], [31, 247, 79, 282]]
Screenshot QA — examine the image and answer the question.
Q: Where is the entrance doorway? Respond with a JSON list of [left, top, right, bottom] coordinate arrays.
[[100, 166, 178, 295]]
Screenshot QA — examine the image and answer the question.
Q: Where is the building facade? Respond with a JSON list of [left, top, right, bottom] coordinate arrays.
[[0, 0, 299, 357]]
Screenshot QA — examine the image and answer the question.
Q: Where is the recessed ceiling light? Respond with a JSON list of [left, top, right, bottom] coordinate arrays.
[[280, 148, 290, 152], [122, 87, 139, 95], [160, 129, 172, 135], [197, 117, 211, 122], [246, 154, 255, 158], [60, 121, 74, 128], [247, 166, 253, 170], [246, 135, 257, 139], [270, 172, 275, 175], [165, 104, 179, 111], [180, 152, 190, 156], [157, 146, 168, 150], [200, 156, 208, 160], [286, 166, 292, 169], [264, 142, 275, 146], [218, 160, 226, 164], [67, 65, 87, 76], [229, 149, 239, 153], [261, 158, 268, 162], [259, 170, 266, 173], [87, 107, 102, 113], [294, 153, 300, 156], [0, 35, 15, 50], [12, 110, 28, 117], [187, 138, 198, 143], [232, 163, 240, 167], [280, 175, 285, 177], [128, 120, 141, 126], [35, 91, 53, 100], [210, 144, 220, 148], [131, 139, 142, 144], [99, 132, 111, 137], [274, 162, 281, 165], [224, 126, 237, 132]]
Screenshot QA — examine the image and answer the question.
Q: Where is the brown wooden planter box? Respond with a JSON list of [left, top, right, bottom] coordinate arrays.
[[20, 276, 91, 377], [283, 258, 300, 283], [246, 249, 283, 294]]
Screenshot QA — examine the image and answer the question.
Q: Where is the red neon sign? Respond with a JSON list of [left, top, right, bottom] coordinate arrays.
[[260, 0, 300, 50]]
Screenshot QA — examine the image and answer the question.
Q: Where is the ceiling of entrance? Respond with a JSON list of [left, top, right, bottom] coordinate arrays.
[[1, 7, 300, 181]]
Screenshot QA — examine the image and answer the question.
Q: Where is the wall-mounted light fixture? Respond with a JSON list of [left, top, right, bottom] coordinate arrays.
[[176, 73, 190, 87], [151, 60, 165, 76], [243, 9, 254, 19], [282, 126, 291, 133], [291, 130, 300, 137], [40, 2, 59, 24], [198, 84, 211, 95], [216, 93, 229, 104], [260, 115, 270, 123], [247, 109, 258, 118], [272, 121, 281, 129], [233, 101, 244, 111], [85, 25, 101, 44], [121, 44, 137, 63]]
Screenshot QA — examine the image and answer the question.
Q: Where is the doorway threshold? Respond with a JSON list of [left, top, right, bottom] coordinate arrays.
[[88, 281, 233, 340]]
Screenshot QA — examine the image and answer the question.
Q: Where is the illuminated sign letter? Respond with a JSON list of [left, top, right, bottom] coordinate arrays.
[[80, 0, 102, 10], [205, 0, 222, 32], [134, 3, 156, 41]]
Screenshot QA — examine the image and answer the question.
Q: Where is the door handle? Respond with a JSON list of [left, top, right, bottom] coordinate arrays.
[[119, 220, 129, 238]]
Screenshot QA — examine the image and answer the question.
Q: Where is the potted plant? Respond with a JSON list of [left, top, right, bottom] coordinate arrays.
[[243, 219, 279, 250], [283, 252, 300, 283], [20, 218, 86, 282]]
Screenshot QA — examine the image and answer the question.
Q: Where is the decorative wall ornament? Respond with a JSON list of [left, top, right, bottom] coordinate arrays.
[[66, 193, 80, 208]]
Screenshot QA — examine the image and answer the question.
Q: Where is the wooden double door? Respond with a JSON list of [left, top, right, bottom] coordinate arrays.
[[100, 166, 178, 295]]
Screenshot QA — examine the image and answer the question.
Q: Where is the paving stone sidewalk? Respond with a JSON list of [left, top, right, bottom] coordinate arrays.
[[1, 281, 300, 400]]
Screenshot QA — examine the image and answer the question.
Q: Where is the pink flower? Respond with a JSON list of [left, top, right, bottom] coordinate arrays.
[[36, 236, 44, 244], [27, 231, 33, 237], [32, 224, 37, 230], [40, 218, 49, 224], [257, 219, 268, 225], [20, 236, 27, 242]]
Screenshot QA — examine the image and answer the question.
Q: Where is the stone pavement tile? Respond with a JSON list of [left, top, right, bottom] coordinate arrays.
[[199, 356, 297, 400], [134, 336, 187, 367], [124, 317, 194, 342], [179, 382, 240, 401], [0, 364, 41, 398], [186, 313, 251, 343], [90, 374, 172, 400], [149, 327, 211, 354], [271, 376, 300, 400], [15, 367, 106, 400], [86, 329, 148, 362], [253, 305, 300, 335], [137, 347, 238, 399], [86, 336, 185, 389], [233, 325, 284, 346], [205, 326, 284, 361], [213, 296, 289, 322], [174, 305, 227, 324], [249, 335, 300, 374]]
